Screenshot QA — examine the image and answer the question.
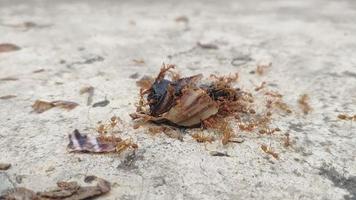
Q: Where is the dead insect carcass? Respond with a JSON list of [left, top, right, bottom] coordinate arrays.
[[131, 64, 242, 127]]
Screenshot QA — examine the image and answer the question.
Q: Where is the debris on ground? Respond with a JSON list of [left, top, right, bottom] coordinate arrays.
[[283, 132, 292, 148], [0, 21, 52, 31], [32, 100, 79, 113], [210, 151, 230, 157], [92, 99, 110, 107], [0, 163, 11, 170], [68, 116, 138, 154], [132, 59, 145, 65], [0, 43, 21, 53], [191, 132, 214, 143], [298, 94, 312, 114], [0, 176, 111, 200], [175, 16, 189, 23], [129, 72, 140, 79], [0, 95, 16, 100], [79, 86, 94, 106], [131, 64, 293, 148], [136, 75, 154, 90], [197, 42, 218, 50], [261, 144, 279, 159], [337, 114, 356, 121], [255, 62, 272, 76], [32, 69, 45, 73]]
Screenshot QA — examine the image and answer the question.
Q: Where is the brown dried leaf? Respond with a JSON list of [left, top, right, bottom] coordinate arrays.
[[0, 95, 16, 100], [32, 100, 55, 113], [32, 100, 78, 113], [0, 163, 11, 170], [32, 69, 45, 73], [0, 43, 21, 53], [52, 100, 79, 110]]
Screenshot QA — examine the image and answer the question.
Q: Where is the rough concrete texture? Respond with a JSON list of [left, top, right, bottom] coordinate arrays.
[[0, 0, 356, 199]]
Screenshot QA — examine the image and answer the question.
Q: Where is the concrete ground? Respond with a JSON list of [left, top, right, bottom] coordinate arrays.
[[0, 0, 356, 199]]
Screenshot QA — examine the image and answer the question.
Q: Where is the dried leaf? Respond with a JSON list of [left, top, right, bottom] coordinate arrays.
[[52, 100, 79, 110], [32, 100, 55, 113], [32, 100, 78, 113], [0, 95, 16, 100], [0, 43, 21, 53], [0, 163, 11, 170]]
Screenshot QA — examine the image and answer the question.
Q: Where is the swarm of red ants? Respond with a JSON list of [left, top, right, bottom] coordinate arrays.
[[66, 64, 355, 159]]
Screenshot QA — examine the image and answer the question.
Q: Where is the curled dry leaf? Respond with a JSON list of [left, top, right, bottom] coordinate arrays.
[[32, 100, 78, 113], [0, 43, 21, 53]]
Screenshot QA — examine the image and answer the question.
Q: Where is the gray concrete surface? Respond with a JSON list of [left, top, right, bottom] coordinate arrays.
[[0, 0, 356, 199]]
